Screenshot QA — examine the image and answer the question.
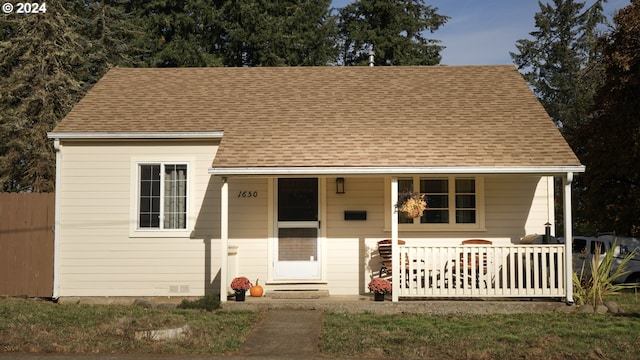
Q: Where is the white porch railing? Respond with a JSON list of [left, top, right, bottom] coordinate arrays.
[[394, 245, 565, 298]]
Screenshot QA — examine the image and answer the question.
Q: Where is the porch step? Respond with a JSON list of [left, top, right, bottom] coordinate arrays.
[[268, 290, 330, 299]]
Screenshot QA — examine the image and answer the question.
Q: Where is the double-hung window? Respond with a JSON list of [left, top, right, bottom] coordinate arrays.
[[138, 163, 188, 230], [392, 176, 484, 230]]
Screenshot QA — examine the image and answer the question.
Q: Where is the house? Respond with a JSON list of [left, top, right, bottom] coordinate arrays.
[[47, 66, 584, 303]]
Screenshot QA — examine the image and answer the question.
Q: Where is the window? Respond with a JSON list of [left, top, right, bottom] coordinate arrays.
[[138, 163, 188, 230], [454, 178, 476, 224], [421, 178, 450, 224], [391, 176, 484, 230]]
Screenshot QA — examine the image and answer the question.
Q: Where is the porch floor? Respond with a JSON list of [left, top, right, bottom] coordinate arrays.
[[222, 294, 571, 314]]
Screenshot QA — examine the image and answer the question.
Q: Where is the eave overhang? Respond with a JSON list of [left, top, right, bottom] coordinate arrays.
[[47, 131, 224, 140], [209, 165, 586, 177]]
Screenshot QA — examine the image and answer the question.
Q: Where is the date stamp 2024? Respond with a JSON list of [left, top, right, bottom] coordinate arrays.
[[2, 2, 47, 14]]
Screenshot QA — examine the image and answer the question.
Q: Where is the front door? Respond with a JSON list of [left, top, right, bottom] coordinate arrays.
[[274, 178, 320, 280]]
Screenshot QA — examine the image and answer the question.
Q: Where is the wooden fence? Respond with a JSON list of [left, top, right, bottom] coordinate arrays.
[[0, 193, 54, 297]]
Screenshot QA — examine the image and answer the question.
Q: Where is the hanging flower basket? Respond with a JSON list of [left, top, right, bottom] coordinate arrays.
[[396, 192, 427, 219]]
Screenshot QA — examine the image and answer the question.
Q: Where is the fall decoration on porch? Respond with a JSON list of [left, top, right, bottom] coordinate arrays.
[[396, 191, 427, 218], [250, 278, 264, 297], [231, 276, 252, 292], [231, 276, 252, 301], [368, 277, 392, 294]]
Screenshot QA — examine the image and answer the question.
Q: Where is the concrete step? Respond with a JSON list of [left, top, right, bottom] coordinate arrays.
[[267, 289, 330, 299]]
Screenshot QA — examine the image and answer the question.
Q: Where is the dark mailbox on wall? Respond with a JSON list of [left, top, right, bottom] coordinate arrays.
[[344, 211, 367, 221]]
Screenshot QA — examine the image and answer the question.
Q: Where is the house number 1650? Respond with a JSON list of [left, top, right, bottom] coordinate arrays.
[[237, 191, 258, 198]]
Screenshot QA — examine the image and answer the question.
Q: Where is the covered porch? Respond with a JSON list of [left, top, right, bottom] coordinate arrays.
[[214, 171, 579, 304]]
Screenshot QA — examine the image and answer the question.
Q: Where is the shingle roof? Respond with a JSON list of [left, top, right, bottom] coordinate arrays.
[[52, 66, 582, 170]]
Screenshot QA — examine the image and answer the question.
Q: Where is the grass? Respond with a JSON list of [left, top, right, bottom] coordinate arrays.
[[2, 293, 640, 358], [0, 297, 261, 354], [321, 292, 640, 359]]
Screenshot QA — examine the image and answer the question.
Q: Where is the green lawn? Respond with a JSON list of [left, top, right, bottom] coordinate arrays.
[[2, 293, 640, 359]]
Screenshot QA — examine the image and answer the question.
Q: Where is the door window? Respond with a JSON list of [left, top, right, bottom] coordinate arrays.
[[278, 178, 318, 221]]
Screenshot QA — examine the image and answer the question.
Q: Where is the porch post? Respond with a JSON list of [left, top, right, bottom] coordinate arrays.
[[391, 177, 399, 302], [563, 173, 574, 304], [220, 177, 229, 303]]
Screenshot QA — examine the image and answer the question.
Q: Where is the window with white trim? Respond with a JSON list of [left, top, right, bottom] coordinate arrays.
[[393, 176, 484, 230], [138, 163, 188, 230]]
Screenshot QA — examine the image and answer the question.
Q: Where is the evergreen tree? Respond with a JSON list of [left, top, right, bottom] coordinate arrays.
[[511, 0, 610, 235], [0, 2, 87, 192], [80, 0, 145, 80], [511, 0, 608, 134], [577, 1, 640, 236], [216, 0, 338, 66], [337, 0, 448, 66], [125, 0, 222, 67]]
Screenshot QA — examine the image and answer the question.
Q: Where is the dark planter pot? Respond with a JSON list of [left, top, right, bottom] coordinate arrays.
[[374, 292, 385, 302], [235, 291, 246, 302]]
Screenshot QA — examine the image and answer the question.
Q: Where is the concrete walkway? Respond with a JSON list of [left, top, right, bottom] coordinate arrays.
[[235, 310, 322, 358]]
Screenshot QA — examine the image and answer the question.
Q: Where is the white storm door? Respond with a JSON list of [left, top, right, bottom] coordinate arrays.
[[274, 178, 321, 280]]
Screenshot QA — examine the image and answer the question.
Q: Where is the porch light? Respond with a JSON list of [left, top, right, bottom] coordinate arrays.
[[336, 177, 345, 194], [544, 222, 552, 244]]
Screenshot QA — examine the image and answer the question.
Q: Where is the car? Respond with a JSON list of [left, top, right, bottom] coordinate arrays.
[[570, 234, 640, 284]]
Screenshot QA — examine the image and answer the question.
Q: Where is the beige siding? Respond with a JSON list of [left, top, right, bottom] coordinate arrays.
[[225, 178, 270, 291], [325, 178, 387, 295], [57, 140, 221, 297], [484, 176, 554, 241]]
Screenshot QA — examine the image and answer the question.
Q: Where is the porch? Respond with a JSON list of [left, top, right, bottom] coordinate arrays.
[[222, 242, 569, 313], [217, 174, 577, 304], [224, 242, 567, 302]]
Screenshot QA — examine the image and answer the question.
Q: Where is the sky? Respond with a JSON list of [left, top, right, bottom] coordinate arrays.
[[331, 0, 631, 66]]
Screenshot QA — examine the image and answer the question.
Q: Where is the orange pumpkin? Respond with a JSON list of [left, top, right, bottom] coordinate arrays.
[[250, 278, 264, 297]]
